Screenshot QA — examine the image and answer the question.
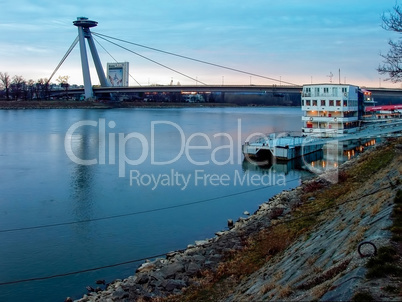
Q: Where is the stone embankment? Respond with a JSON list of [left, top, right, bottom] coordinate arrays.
[[226, 145, 401, 301], [74, 183, 303, 301], [73, 139, 402, 302]]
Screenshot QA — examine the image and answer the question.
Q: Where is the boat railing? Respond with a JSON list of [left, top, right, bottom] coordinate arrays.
[[247, 131, 305, 145]]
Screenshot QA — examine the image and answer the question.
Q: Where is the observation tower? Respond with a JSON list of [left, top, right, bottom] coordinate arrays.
[[73, 17, 108, 99]]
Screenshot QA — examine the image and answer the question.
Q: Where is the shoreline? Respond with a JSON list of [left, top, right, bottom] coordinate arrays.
[[73, 138, 402, 302], [0, 100, 297, 110], [74, 179, 306, 301]]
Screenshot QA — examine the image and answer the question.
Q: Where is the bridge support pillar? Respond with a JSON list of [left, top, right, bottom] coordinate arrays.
[[77, 26, 93, 99], [73, 17, 109, 100]]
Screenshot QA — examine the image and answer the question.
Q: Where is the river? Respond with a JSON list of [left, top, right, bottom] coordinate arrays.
[[0, 107, 311, 301]]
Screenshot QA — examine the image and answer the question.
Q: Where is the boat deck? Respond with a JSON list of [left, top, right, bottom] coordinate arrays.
[[242, 133, 325, 160], [242, 121, 402, 161]]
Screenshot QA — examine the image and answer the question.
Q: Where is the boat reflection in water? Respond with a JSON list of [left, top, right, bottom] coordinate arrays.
[[242, 138, 378, 176], [242, 150, 323, 175], [343, 138, 377, 160], [309, 138, 378, 173]]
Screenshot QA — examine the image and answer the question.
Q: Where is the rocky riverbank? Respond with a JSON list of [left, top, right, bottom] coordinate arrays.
[[72, 138, 402, 302]]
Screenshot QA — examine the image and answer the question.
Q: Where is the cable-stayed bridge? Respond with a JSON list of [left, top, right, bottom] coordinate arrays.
[[50, 17, 402, 103]]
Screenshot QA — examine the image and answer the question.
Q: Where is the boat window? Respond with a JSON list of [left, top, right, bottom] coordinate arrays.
[[329, 100, 334, 106], [321, 100, 326, 106], [313, 100, 317, 106], [306, 100, 311, 106], [336, 100, 341, 106], [343, 100, 348, 107]]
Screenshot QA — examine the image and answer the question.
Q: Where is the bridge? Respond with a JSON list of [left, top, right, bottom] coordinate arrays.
[[50, 17, 402, 103], [91, 85, 402, 95], [61, 85, 402, 105]]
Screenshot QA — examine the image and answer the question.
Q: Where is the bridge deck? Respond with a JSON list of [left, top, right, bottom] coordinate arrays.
[[60, 85, 402, 96]]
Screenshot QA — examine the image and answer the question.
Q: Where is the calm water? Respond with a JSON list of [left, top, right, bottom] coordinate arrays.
[[0, 107, 309, 302]]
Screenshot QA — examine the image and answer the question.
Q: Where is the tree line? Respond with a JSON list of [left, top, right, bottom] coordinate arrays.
[[0, 72, 72, 101]]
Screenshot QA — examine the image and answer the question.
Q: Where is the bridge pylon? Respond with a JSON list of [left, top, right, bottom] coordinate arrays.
[[73, 17, 108, 99]]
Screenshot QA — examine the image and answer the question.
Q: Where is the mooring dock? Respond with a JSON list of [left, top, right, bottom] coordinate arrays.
[[242, 121, 402, 161], [242, 133, 326, 161]]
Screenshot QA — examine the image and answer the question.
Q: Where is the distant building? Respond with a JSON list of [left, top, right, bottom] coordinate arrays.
[[301, 84, 374, 137], [107, 62, 129, 87]]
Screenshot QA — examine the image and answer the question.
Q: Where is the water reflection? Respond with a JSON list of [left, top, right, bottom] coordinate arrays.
[[67, 115, 99, 223], [344, 138, 377, 160], [70, 163, 94, 220], [242, 150, 323, 174], [0, 107, 307, 302], [242, 138, 378, 176], [311, 138, 378, 171]]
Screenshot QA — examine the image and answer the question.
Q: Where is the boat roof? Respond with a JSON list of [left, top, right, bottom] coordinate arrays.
[[365, 104, 402, 112]]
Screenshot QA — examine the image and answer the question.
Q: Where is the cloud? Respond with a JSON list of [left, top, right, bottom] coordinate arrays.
[[0, 0, 399, 88]]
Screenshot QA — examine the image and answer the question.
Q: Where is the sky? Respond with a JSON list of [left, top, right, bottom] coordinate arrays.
[[0, 0, 401, 88]]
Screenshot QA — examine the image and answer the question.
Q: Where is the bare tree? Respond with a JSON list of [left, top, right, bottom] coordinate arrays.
[[10, 75, 26, 101], [56, 75, 70, 84], [0, 72, 11, 100], [378, 5, 402, 82], [27, 79, 35, 101], [36, 78, 49, 100], [56, 75, 70, 99]]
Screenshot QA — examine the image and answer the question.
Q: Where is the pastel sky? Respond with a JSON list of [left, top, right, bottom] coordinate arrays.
[[0, 0, 400, 88]]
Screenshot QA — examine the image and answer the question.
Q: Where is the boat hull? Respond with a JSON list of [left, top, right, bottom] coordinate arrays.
[[242, 135, 324, 161]]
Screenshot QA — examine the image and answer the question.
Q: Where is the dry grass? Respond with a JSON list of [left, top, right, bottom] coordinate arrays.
[[272, 270, 284, 282], [297, 257, 351, 290], [311, 281, 332, 300], [215, 225, 296, 279], [303, 180, 326, 193], [347, 143, 395, 182], [306, 255, 319, 266], [260, 282, 276, 294], [370, 201, 382, 216], [369, 191, 393, 217], [312, 265, 323, 274], [353, 216, 361, 226], [347, 226, 369, 249], [336, 222, 347, 231], [162, 139, 399, 302], [278, 285, 293, 298], [391, 189, 402, 242], [355, 226, 369, 241]]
